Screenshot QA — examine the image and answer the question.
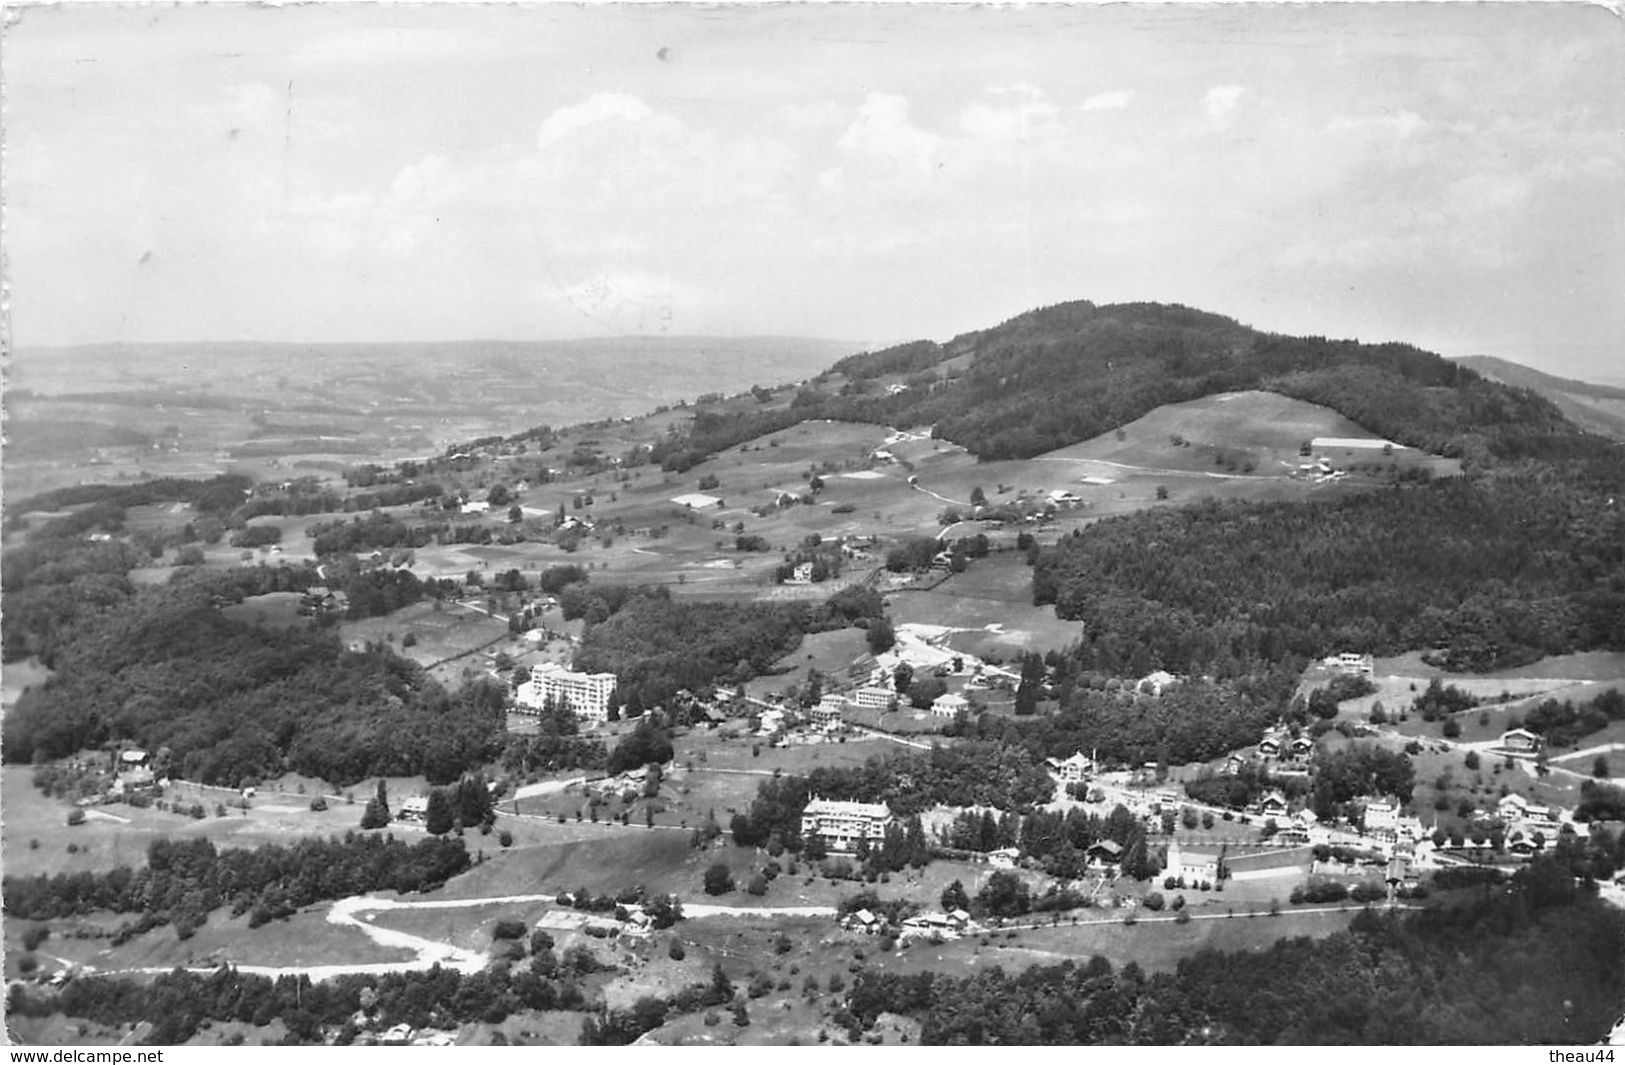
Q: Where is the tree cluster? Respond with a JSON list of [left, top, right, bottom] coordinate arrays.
[[2, 581, 506, 786], [3, 833, 470, 940], [839, 854, 1625, 1044]]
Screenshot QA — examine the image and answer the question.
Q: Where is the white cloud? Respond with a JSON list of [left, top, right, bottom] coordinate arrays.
[[836, 93, 941, 171], [1204, 84, 1245, 125], [960, 83, 1061, 141], [537, 92, 654, 151], [1081, 89, 1134, 112]]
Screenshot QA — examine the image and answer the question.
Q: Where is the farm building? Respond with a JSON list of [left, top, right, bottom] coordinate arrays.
[[1499, 728, 1543, 754]]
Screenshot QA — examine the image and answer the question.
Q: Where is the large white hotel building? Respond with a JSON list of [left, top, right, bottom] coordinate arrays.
[[515, 663, 617, 722]]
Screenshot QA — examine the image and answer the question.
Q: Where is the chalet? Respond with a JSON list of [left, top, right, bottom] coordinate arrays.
[[844, 908, 882, 934], [757, 708, 787, 736], [397, 797, 429, 823], [1289, 736, 1316, 760], [460, 500, 491, 515], [1088, 839, 1124, 865], [801, 798, 892, 852], [1499, 728, 1543, 754], [987, 847, 1021, 870], [789, 562, 816, 584], [1257, 730, 1286, 760], [809, 694, 845, 732], [1257, 790, 1289, 818], [1507, 833, 1540, 858], [118, 748, 150, 770], [1496, 793, 1530, 822], [947, 909, 972, 931], [1046, 751, 1094, 785], [931, 692, 970, 718]]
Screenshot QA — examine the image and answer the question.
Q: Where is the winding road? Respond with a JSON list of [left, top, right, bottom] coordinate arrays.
[[85, 891, 834, 984]]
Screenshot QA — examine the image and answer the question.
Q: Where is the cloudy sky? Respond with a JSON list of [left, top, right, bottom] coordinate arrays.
[[4, 3, 1621, 377]]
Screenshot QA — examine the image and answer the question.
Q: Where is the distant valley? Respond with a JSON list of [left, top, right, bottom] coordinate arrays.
[[2, 336, 857, 499]]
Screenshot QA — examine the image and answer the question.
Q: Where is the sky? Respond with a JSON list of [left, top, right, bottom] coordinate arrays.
[[3, 2, 1622, 378]]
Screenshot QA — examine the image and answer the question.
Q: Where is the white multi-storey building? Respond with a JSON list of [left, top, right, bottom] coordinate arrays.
[[515, 663, 617, 722], [810, 694, 845, 731], [850, 686, 898, 710], [1325, 652, 1375, 677], [801, 798, 893, 851]]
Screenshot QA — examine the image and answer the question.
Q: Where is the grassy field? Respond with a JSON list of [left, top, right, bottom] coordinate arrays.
[[338, 599, 512, 665], [222, 591, 307, 630], [0, 766, 460, 881], [2, 656, 52, 710], [869, 905, 1360, 978], [432, 828, 703, 901], [889, 553, 1083, 660]]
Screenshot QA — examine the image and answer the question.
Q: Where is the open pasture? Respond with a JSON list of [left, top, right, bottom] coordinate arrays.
[[432, 825, 703, 901], [0, 767, 389, 880], [1042, 390, 1461, 480], [869, 904, 1359, 980], [223, 591, 307, 630], [1375, 649, 1625, 683], [338, 599, 511, 666], [889, 555, 1083, 658]]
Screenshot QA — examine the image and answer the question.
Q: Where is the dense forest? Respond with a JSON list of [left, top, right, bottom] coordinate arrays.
[[573, 585, 886, 712], [3, 834, 470, 940], [840, 852, 1625, 1044], [952, 670, 1301, 767], [654, 300, 1603, 469], [1, 581, 507, 786], [1032, 473, 1625, 674]]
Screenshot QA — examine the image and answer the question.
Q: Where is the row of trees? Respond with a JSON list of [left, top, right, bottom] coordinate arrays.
[[949, 669, 1300, 770], [3, 833, 470, 939]]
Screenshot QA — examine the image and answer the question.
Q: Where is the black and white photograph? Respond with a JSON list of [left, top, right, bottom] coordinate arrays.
[[2, 0, 1623, 1048]]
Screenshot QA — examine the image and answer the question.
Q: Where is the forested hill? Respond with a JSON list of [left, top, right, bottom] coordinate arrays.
[[1456, 354, 1625, 442], [813, 300, 1597, 467]]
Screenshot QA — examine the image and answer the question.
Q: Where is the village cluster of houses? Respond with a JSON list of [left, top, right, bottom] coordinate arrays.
[[843, 907, 974, 939]]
